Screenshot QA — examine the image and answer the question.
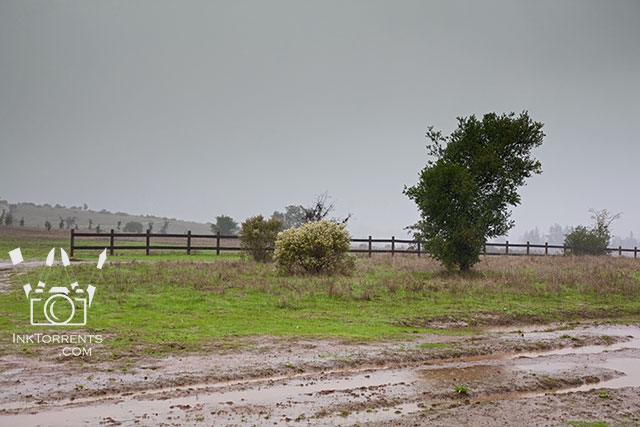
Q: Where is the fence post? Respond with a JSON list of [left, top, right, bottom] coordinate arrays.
[[391, 236, 395, 256], [505, 240, 509, 255], [635, 247, 638, 259], [619, 246, 622, 257], [187, 230, 191, 255], [526, 241, 530, 256], [109, 229, 115, 256], [563, 245, 566, 256], [417, 241, 421, 258], [483, 242, 486, 254], [368, 236, 372, 258], [216, 232, 220, 256], [146, 229, 150, 256], [545, 242, 548, 256], [70, 229, 75, 258]]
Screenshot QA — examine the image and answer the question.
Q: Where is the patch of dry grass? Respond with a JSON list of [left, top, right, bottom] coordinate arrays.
[[363, 254, 640, 297]]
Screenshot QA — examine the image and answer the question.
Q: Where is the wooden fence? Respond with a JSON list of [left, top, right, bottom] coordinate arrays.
[[69, 229, 639, 259]]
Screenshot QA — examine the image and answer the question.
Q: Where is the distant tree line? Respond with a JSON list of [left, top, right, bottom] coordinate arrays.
[[0, 208, 24, 227], [210, 192, 351, 236]]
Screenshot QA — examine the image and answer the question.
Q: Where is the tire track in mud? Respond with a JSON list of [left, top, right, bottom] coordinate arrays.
[[2, 324, 640, 426], [1, 325, 634, 412]]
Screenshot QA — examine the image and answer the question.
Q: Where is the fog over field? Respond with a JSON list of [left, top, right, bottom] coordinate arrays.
[[1, 0, 638, 240]]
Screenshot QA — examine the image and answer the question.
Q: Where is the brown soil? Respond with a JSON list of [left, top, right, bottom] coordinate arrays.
[[1, 323, 639, 426]]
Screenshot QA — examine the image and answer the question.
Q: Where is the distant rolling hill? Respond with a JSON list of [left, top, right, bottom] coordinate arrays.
[[0, 200, 213, 234]]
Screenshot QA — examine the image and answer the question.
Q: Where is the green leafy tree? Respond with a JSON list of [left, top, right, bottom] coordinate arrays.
[[404, 112, 545, 271], [44, 220, 52, 231], [565, 209, 620, 255], [5, 212, 13, 226], [240, 215, 283, 262], [123, 221, 143, 233], [210, 215, 239, 235], [272, 205, 307, 230]]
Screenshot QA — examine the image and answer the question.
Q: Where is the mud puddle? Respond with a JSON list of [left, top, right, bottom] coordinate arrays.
[[511, 325, 640, 359], [1, 324, 639, 426], [0, 368, 418, 426]]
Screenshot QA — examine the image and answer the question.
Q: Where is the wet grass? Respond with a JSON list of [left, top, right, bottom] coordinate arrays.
[[0, 253, 639, 356], [0, 234, 70, 261], [566, 421, 611, 427], [0, 231, 242, 262]]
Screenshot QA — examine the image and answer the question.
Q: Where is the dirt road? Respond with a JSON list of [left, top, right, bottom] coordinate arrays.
[[1, 323, 639, 426]]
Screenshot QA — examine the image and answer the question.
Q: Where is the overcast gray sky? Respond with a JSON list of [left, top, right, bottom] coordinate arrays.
[[1, 0, 638, 240]]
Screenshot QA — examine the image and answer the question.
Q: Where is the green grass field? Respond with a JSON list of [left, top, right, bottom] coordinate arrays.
[[2, 231, 640, 358], [0, 229, 242, 262]]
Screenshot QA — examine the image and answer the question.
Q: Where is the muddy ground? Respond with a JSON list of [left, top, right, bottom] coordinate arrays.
[[1, 322, 639, 426]]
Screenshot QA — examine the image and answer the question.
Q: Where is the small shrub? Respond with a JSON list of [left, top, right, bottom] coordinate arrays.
[[123, 221, 143, 233], [565, 209, 620, 256], [274, 220, 355, 275], [564, 225, 608, 256], [240, 215, 282, 262]]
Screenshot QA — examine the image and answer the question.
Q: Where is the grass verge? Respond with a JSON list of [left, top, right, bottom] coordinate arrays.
[[1, 252, 639, 357]]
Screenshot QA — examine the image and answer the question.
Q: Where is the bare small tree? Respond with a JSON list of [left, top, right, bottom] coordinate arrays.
[[160, 218, 170, 234], [589, 208, 622, 237], [303, 192, 351, 224], [65, 216, 77, 229]]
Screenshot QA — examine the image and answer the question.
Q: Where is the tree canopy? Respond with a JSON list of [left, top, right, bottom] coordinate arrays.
[[210, 215, 239, 235], [123, 221, 143, 233], [404, 112, 545, 270]]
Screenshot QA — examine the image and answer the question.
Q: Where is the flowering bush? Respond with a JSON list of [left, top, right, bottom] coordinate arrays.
[[274, 220, 355, 275]]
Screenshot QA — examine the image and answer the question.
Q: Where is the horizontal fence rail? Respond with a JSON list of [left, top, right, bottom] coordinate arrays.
[[69, 230, 640, 259]]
